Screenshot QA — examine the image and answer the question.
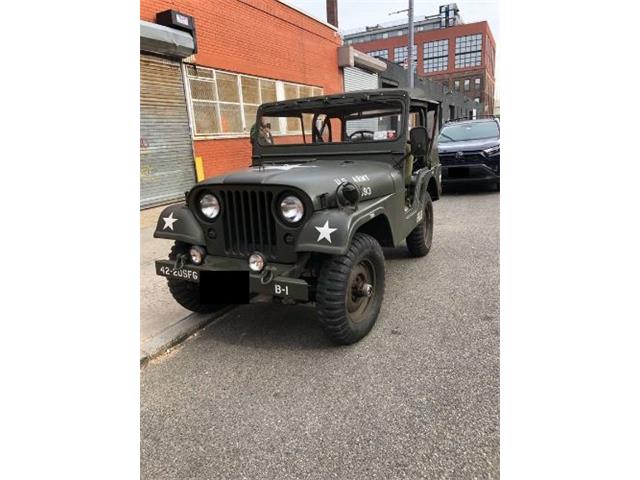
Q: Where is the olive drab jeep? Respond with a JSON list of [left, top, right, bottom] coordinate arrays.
[[154, 89, 442, 344]]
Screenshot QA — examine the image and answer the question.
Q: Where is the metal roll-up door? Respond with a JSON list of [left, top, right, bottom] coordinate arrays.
[[343, 66, 378, 92], [343, 67, 379, 135], [140, 54, 196, 208]]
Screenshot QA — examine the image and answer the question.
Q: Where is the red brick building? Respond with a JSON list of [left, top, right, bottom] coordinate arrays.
[[140, 0, 343, 207], [343, 4, 496, 115]]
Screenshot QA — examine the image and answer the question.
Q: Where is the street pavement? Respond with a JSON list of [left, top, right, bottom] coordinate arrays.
[[141, 187, 500, 480]]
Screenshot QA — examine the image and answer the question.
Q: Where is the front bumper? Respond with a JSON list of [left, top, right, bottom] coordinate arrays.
[[442, 163, 499, 184], [154, 256, 310, 302]]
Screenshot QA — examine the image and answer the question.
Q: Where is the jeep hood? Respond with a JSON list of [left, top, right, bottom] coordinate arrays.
[[197, 160, 397, 208]]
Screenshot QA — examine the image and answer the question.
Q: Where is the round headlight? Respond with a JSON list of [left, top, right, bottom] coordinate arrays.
[[249, 253, 265, 272], [280, 195, 304, 223], [200, 193, 220, 219]]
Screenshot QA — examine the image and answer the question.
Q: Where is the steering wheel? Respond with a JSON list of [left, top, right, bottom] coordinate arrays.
[[348, 130, 375, 141]]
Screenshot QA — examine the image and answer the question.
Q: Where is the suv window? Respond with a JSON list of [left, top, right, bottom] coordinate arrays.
[[439, 121, 499, 142]]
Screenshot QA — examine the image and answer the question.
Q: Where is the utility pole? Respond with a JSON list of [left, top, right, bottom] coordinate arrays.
[[389, 1, 415, 88], [407, 0, 414, 88]]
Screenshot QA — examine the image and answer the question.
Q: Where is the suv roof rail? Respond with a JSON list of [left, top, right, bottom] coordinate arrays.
[[445, 115, 498, 124]]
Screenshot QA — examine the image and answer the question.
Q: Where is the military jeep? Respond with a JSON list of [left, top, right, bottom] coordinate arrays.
[[154, 88, 442, 344]]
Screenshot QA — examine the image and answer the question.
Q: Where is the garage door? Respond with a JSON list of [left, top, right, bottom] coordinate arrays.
[[343, 66, 378, 92], [343, 67, 379, 135], [140, 54, 196, 208]]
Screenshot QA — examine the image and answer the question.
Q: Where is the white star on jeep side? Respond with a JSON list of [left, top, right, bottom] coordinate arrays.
[[162, 212, 179, 231], [315, 220, 337, 243]]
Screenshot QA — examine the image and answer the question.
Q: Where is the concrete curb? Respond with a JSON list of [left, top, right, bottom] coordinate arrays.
[[140, 306, 235, 367]]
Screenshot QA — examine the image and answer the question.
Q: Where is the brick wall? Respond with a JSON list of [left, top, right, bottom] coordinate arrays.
[[141, 0, 344, 177]]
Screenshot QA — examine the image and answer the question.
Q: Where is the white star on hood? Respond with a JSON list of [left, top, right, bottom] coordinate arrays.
[[315, 220, 337, 243], [162, 212, 178, 231]]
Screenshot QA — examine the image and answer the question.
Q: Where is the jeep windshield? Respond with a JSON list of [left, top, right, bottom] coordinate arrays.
[[439, 121, 499, 143], [254, 99, 403, 146]]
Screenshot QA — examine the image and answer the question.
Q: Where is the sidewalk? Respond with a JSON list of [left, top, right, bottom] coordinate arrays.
[[140, 205, 230, 365]]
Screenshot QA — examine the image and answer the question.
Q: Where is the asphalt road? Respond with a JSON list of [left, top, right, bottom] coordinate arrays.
[[141, 186, 500, 480]]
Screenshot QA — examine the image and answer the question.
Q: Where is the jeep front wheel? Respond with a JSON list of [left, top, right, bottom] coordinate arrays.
[[405, 192, 433, 257], [316, 233, 385, 345], [166, 242, 227, 314]]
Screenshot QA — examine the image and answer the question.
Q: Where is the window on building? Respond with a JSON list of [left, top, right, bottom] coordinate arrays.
[[454, 80, 460, 91], [475, 78, 481, 89], [464, 79, 470, 91], [455, 33, 482, 68], [367, 49, 389, 60], [393, 45, 417, 69], [474, 97, 480, 104], [185, 65, 322, 137], [423, 39, 449, 73]]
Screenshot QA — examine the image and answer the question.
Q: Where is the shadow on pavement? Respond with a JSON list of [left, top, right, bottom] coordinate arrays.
[[442, 183, 499, 196], [382, 246, 412, 260], [198, 302, 338, 351]]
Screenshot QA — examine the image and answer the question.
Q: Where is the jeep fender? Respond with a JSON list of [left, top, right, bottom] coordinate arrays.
[[153, 204, 206, 246], [295, 194, 395, 256], [413, 169, 436, 204]]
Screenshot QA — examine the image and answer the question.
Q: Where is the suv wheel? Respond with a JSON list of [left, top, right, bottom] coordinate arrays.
[[316, 233, 385, 345], [166, 242, 226, 314], [405, 192, 434, 257]]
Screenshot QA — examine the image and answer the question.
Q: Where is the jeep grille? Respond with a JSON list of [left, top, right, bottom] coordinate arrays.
[[218, 189, 277, 259]]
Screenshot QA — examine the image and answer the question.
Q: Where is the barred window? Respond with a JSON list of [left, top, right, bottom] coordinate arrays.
[[394, 45, 417, 69], [367, 49, 388, 60], [423, 39, 449, 73], [185, 65, 322, 137], [455, 34, 482, 68], [475, 77, 481, 89]]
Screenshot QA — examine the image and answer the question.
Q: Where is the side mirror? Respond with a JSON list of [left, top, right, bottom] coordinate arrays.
[[409, 126, 429, 156]]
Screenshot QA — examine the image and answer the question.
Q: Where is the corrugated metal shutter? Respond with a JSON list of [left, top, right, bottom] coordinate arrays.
[[343, 67, 379, 135], [140, 54, 196, 208], [343, 66, 379, 92]]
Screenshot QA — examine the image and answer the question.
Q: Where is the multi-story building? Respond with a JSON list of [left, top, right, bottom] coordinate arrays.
[[343, 3, 496, 115]]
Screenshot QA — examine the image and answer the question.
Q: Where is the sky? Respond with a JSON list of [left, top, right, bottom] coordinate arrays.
[[285, 0, 500, 95]]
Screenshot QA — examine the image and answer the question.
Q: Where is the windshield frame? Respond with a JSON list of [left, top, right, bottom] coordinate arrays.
[[251, 94, 411, 160], [256, 99, 406, 147]]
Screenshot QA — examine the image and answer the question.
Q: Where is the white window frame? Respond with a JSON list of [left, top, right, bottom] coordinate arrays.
[[183, 64, 323, 140]]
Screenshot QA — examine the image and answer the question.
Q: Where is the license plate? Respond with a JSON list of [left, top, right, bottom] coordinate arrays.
[[155, 263, 200, 283], [448, 167, 470, 178]]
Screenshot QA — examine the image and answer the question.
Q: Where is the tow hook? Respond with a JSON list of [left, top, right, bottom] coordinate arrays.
[[260, 267, 275, 285], [174, 253, 188, 269]]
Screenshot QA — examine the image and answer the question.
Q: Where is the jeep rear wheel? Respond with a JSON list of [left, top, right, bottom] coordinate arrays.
[[316, 233, 385, 345], [166, 242, 227, 314], [405, 192, 434, 257]]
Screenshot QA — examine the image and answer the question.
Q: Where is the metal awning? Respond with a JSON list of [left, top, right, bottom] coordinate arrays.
[[338, 46, 387, 73], [140, 20, 194, 58]]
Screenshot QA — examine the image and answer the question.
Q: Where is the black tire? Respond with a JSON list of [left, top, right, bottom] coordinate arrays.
[[496, 180, 500, 192], [166, 242, 226, 314], [406, 192, 434, 257], [316, 233, 385, 345]]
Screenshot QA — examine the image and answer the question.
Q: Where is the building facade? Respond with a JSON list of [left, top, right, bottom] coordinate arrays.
[[139, 0, 480, 208], [140, 0, 343, 207], [343, 3, 496, 116]]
